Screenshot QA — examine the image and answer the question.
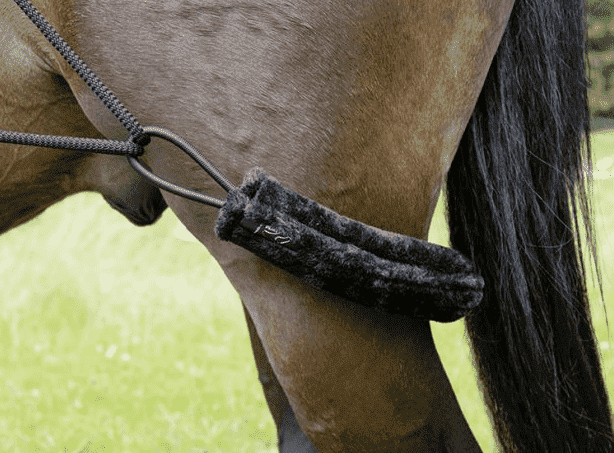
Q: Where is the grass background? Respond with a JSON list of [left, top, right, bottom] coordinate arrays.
[[0, 130, 613, 452]]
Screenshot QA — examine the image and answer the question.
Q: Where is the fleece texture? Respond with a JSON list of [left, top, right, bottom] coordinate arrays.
[[215, 167, 484, 322]]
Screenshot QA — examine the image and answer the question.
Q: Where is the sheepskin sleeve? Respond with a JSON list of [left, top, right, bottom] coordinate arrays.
[[215, 167, 483, 322]]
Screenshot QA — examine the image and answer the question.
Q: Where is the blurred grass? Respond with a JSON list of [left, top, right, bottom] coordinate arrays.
[[0, 131, 612, 452], [0, 195, 276, 452]]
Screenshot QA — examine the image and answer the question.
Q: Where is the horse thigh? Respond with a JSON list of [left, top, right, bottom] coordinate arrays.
[[221, 254, 450, 452], [158, 194, 477, 452], [243, 305, 319, 452]]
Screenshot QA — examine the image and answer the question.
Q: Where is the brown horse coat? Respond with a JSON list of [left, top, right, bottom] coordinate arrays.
[[1, 0, 516, 451]]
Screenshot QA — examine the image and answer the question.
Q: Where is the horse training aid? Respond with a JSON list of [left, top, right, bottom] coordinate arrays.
[[2, 0, 613, 451], [216, 166, 482, 321], [0, 0, 483, 323]]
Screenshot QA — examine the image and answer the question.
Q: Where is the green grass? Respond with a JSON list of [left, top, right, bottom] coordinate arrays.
[[1, 131, 613, 452], [0, 198, 276, 452]]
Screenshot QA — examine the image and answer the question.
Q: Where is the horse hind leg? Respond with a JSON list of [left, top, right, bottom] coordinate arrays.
[[243, 305, 319, 452], [279, 409, 319, 453]]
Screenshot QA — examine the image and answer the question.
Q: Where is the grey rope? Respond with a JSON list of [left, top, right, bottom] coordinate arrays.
[[1, 0, 148, 154], [0, 130, 144, 156], [1, 0, 236, 206]]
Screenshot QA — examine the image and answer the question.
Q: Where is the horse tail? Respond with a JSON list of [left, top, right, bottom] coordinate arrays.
[[446, 0, 613, 451]]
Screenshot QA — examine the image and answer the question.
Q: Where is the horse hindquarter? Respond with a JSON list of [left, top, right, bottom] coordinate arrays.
[[5, 0, 515, 451]]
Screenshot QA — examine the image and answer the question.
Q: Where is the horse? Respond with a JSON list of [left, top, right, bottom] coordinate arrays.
[[1, 0, 612, 451]]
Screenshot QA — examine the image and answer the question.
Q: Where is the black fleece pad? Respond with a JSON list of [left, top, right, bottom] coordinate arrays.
[[215, 167, 484, 322]]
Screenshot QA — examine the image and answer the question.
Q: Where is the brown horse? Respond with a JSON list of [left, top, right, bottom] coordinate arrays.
[[1, 0, 612, 451]]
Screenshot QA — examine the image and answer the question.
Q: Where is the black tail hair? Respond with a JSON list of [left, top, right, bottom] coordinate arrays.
[[446, 0, 613, 451]]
